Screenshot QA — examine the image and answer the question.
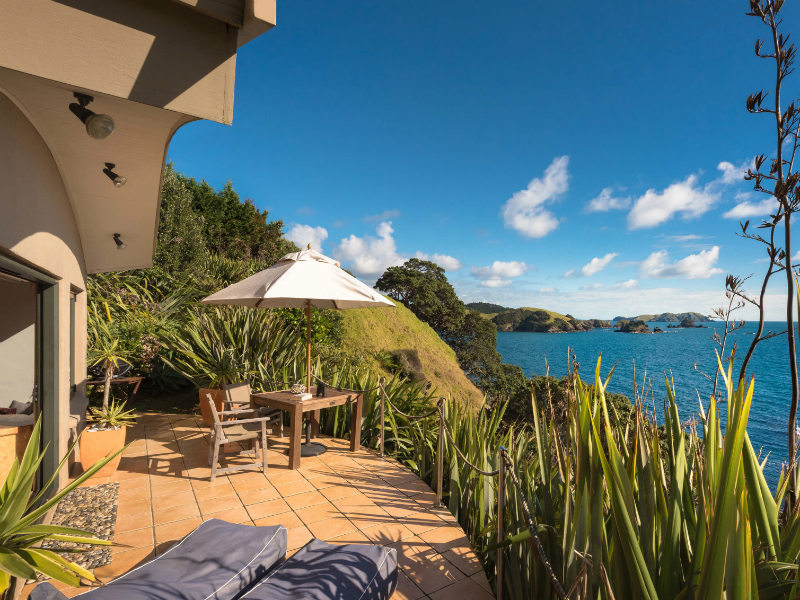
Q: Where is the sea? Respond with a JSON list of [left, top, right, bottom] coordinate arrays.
[[497, 321, 794, 487]]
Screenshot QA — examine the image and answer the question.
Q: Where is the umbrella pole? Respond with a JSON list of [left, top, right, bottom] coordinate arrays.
[[306, 299, 312, 392], [302, 299, 326, 456]]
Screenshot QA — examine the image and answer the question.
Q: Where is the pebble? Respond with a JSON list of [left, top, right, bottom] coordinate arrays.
[[38, 482, 119, 578]]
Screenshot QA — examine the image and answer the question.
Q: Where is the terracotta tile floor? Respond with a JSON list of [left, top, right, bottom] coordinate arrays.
[[22, 412, 493, 599]]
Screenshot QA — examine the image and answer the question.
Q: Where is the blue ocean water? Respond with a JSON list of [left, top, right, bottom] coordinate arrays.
[[496, 321, 793, 486]]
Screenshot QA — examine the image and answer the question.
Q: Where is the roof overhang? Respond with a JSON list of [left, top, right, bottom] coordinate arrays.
[[0, 0, 276, 125], [0, 0, 277, 274], [0, 67, 192, 273], [170, 0, 277, 48]]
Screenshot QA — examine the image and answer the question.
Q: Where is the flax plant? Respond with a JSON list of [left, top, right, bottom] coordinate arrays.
[[335, 355, 800, 599]]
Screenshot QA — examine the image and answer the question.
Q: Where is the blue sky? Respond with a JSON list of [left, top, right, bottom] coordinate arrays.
[[167, 1, 800, 320]]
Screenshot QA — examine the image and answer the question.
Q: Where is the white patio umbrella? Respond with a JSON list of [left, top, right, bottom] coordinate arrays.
[[200, 246, 394, 453]]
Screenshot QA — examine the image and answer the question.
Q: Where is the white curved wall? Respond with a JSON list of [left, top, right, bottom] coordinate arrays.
[[0, 92, 87, 470]]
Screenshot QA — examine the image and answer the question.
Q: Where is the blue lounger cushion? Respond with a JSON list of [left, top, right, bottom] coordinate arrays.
[[240, 538, 398, 600], [28, 519, 287, 600]]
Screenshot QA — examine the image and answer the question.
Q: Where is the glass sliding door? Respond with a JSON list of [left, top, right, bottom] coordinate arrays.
[[0, 255, 59, 490]]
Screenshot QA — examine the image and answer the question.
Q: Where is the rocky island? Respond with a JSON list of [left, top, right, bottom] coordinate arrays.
[[466, 304, 612, 333], [612, 311, 712, 323], [667, 316, 707, 329], [615, 320, 651, 334]]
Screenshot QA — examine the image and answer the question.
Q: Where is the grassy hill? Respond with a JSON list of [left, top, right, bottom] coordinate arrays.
[[491, 306, 611, 332], [340, 298, 484, 406]]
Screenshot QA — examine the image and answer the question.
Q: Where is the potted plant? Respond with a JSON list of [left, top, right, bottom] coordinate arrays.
[[0, 419, 118, 599], [79, 402, 137, 477], [87, 318, 132, 411], [164, 308, 255, 426]]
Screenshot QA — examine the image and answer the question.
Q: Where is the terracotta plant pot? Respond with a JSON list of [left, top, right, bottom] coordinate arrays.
[[199, 388, 225, 426], [80, 426, 126, 477]]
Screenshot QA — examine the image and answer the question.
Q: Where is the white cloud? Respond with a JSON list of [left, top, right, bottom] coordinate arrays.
[[471, 260, 528, 288], [611, 279, 639, 289], [586, 187, 630, 212], [287, 224, 328, 252], [364, 209, 401, 222], [481, 278, 513, 288], [669, 234, 704, 243], [628, 175, 718, 230], [640, 246, 723, 279], [471, 261, 528, 280], [538, 287, 556, 293], [723, 197, 776, 219], [562, 269, 576, 278], [334, 221, 404, 276], [414, 252, 462, 271], [793, 251, 800, 262], [627, 160, 749, 229], [579, 283, 603, 290], [581, 252, 618, 276], [717, 160, 748, 185], [502, 156, 569, 238]]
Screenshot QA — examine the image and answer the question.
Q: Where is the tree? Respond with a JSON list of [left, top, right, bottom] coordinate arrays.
[[729, 0, 800, 507], [154, 164, 206, 274], [177, 172, 293, 264], [446, 311, 502, 384], [375, 259, 466, 335]]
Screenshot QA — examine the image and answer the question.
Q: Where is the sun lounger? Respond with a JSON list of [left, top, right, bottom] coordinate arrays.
[[28, 521, 397, 600], [239, 538, 397, 600], [29, 520, 287, 600]]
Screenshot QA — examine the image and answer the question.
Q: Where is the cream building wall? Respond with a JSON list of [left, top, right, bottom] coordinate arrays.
[[0, 92, 88, 471]]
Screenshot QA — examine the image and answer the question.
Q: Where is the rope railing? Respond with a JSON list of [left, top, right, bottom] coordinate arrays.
[[376, 378, 566, 600], [500, 447, 567, 600], [437, 401, 500, 477]]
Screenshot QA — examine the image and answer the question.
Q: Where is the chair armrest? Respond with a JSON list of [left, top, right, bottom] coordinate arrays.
[[219, 416, 274, 426], [257, 407, 283, 415], [217, 408, 258, 416]]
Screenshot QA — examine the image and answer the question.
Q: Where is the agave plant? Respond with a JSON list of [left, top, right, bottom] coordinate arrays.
[[86, 401, 137, 430], [0, 420, 121, 595], [164, 305, 303, 389]]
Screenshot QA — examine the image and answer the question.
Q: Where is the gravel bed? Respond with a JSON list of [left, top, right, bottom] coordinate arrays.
[[38, 482, 119, 576]]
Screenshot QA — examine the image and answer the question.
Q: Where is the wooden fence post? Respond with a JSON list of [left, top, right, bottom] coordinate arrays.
[[496, 448, 506, 600], [379, 377, 386, 458]]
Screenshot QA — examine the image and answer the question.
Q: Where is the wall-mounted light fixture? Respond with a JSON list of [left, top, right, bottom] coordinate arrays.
[[69, 93, 115, 139], [113, 233, 127, 249], [103, 163, 127, 187]]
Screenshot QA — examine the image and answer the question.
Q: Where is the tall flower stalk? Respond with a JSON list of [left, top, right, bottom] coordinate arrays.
[[732, 0, 800, 507]]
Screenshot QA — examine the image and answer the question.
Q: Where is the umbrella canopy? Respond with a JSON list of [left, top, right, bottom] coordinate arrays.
[[201, 248, 394, 391], [201, 249, 394, 310]]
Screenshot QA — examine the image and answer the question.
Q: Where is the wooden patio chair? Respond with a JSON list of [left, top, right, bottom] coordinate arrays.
[[223, 381, 282, 436], [206, 394, 273, 481]]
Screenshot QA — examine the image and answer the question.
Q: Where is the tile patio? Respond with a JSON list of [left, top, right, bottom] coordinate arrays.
[[22, 411, 493, 600]]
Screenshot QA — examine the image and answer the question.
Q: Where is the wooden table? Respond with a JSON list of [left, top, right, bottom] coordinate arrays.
[[86, 376, 144, 399], [251, 386, 362, 469]]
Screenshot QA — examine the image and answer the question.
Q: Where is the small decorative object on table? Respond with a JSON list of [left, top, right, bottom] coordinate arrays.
[[290, 383, 306, 394], [317, 381, 325, 397]]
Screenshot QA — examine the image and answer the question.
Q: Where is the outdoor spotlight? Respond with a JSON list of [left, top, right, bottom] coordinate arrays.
[[69, 92, 115, 139], [103, 163, 127, 187], [113, 233, 127, 250]]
